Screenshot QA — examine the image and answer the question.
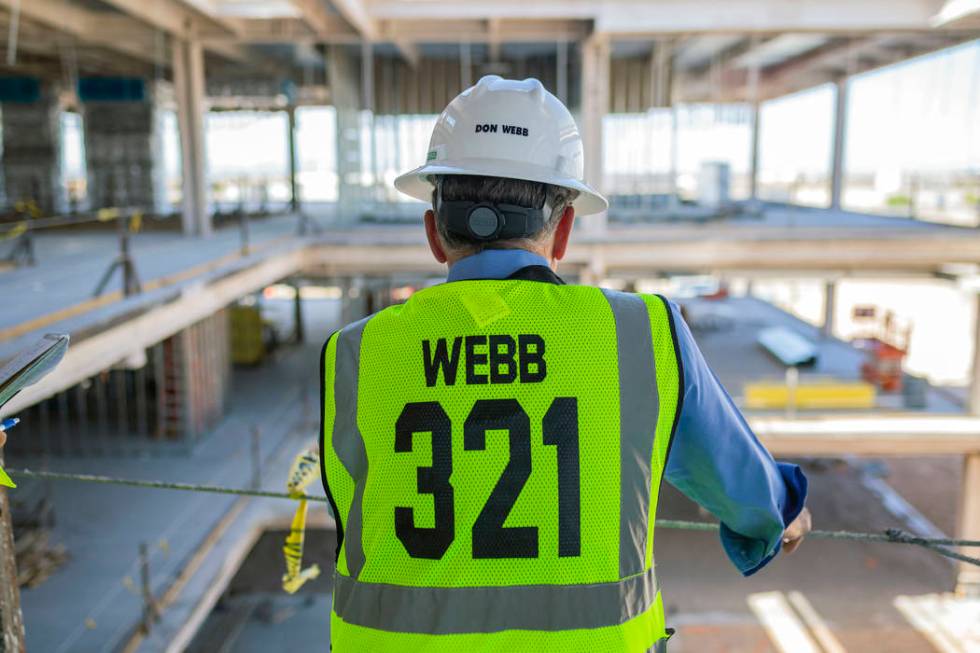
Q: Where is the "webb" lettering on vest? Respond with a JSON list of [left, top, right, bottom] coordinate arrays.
[[422, 334, 547, 387]]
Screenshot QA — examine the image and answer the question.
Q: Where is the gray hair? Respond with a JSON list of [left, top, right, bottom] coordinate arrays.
[[431, 175, 578, 255]]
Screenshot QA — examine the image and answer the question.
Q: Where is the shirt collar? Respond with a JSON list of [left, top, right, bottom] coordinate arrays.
[[447, 249, 552, 282]]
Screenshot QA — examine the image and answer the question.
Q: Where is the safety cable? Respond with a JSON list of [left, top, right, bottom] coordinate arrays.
[[8, 467, 980, 568]]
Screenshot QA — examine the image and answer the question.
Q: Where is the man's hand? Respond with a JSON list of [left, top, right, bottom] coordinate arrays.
[[782, 507, 811, 554], [0, 427, 6, 448]]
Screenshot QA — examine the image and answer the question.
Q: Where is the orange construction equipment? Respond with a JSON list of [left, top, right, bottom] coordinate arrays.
[[852, 305, 911, 393]]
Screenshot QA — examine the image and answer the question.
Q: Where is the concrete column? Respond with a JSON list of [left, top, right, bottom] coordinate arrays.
[[822, 279, 836, 338], [287, 106, 299, 212], [963, 292, 980, 594], [556, 40, 568, 105], [1, 84, 63, 213], [649, 39, 672, 109], [957, 453, 980, 595], [970, 293, 980, 416], [329, 45, 365, 224], [668, 103, 679, 209], [83, 89, 160, 210], [746, 36, 761, 203], [830, 76, 849, 211], [749, 102, 761, 202], [173, 38, 211, 236], [580, 35, 610, 233]]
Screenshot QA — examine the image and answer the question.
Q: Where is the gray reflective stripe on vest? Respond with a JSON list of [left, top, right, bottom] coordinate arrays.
[[601, 289, 659, 578], [333, 315, 371, 579], [333, 567, 659, 634]]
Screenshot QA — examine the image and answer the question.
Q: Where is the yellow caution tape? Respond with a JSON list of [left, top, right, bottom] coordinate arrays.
[[13, 200, 39, 218], [282, 448, 321, 593], [97, 207, 120, 222], [128, 212, 143, 234], [0, 222, 27, 242], [0, 466, 14, 488]]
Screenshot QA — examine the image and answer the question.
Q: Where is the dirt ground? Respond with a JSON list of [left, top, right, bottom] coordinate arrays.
[[657, 457, 962, 652]]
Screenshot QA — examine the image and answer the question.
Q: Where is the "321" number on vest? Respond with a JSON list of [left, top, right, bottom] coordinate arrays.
[[394, 397, 580, 560]]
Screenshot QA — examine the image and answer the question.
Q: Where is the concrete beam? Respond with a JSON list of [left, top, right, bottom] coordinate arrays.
[[96, 0, 260, 64], [392, 40, 421, 68], [932, 0, 980, 26], [330, 0, 378, 40], [289, 0, 334, 35], [98, 0, 238, 38], [752, 415, 980, 456], [1, 246, 308, 415], [303, 229, 980, 276], [0, 0, 168, 67], [369, 0, 943, 33], [374, 21, 585, 44]]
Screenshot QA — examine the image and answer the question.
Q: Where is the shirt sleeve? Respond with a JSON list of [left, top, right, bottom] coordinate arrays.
[[663, 300, 808, 576]]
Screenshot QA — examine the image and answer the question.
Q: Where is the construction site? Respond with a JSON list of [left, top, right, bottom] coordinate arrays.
[[0, 0, 979, 651]]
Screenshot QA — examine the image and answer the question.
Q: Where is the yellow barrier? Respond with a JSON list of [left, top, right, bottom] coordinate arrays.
[[745, 379, 876, 410], [96, 207, 121, 222]]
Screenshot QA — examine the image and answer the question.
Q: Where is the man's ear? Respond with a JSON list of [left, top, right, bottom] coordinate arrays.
[[550, 206, 576, 262], [424, 209, 448, 264]]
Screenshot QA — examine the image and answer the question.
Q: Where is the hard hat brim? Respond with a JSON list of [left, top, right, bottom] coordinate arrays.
[[394, 159, 609, 216]]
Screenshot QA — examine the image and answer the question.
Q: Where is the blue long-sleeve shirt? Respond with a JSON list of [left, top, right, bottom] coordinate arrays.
[[448, 249, 808, 575]]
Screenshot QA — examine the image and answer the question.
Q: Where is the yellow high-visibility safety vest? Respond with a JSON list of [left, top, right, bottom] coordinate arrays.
[[321, 280, 683, 652]]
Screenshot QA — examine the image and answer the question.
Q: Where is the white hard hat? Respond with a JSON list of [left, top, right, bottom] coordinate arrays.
[[394, 75, 608, 216]]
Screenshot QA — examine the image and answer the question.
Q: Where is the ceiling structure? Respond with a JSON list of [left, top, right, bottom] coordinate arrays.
[[0, 0, 977, 107]]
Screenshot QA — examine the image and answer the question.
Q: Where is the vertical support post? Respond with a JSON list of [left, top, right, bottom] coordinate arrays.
[[556, 40, 568, 105], [173, 38, 211, 236], [746, 37, 761, 203], [830, 76, 848, 211], [0, 450, 26, 652], [669, 103, 679, 209], [749, 101, 761, 202], [961, 292, 980, 595], [957, 453, 980, 595], [650, 38, 672, 109], [822, 280, 836, 338], [139, 541, 159, 633], [460, 42, 472, 90], [292, 281, 304, 344], [969, 293, 980, 416], [580, 35, 610, 233], [361, 40, 377, 208], [250, 425, 262, 489], [287, 106, 299, 213]]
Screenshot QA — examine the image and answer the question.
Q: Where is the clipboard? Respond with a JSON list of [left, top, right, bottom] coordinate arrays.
[[0, 333, 70, 487]]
